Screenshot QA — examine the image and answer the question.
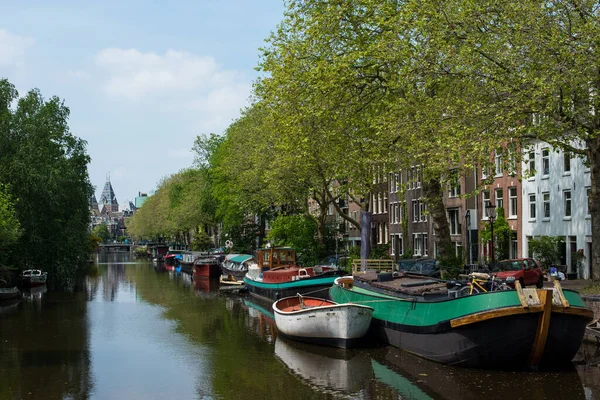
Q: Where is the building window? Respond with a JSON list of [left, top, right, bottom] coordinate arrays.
[[449, 209, 462, 235], [413, 233, 423, 256], [564, 190, 572, 217], [378, 193, 382, 214], [419, 200, 427, 222], [384, 223, 388, 244], [415, 166, 422, 188], [412, 199, 419, 222], [542, 148, 550, 176], [495, 150, 503, 176], [495, 188, 503, 210], [482, 191, 491, 218], [383, 192, 388, 213], [397, 235, 403, 255], [543, 192, 550, 218], [564, 153, 571, 173], [508, 187, 517, 218], [449, 181, 461, 198], [528, 150, 536, 176], [378, 223, 383, 244], [587, 187, 591, 216], [423, 234, 428, 256], [529, 194, 536, 219]]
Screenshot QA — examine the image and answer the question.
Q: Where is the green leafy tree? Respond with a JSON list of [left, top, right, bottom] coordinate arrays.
[[0, 79, 92, 287], [480, 208, 512, 263], [0, 183, 21, 251], [190, 231, 214, 251], [528, 236, 563, 269], [92, 223, 111, 242], [266, 214, 321, 266]]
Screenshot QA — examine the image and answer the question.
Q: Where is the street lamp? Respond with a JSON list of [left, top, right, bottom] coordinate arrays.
[[485, 204, 497, 267]]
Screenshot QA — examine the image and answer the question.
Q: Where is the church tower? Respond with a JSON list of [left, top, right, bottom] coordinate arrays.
[[99, 175, 119, 214], [89, 193, 100, 215]]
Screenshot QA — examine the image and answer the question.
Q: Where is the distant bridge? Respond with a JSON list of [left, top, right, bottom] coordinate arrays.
[[98, 243, 133, 252]]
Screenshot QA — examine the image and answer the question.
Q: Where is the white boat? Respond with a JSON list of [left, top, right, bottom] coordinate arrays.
[[21, 269, 47, 287], [272, 294, 374, 348]]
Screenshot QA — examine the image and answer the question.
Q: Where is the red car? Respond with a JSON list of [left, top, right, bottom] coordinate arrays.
[[494, 258, 544, 288]]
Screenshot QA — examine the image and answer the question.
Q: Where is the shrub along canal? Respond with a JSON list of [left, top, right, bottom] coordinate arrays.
[[1, 252, 599, 399]]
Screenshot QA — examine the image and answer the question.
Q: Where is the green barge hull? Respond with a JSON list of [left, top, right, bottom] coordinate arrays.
[[329, 276, 593, 368]]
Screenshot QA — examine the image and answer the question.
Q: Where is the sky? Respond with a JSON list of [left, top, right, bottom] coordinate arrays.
[[0, 0, 285, 208]]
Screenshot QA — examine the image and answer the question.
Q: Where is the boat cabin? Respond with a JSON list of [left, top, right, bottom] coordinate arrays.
[[22, 269, 44, 277], [255, 247, 296, 271]]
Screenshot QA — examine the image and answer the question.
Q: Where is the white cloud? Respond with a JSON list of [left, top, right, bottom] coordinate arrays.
[[0, 29, 34, 68], [94, 48, 241, 99], [93, 47, 253, 134], [187, 83, 251, 131]]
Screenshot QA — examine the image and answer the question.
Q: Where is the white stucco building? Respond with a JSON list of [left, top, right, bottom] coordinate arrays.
[[521, 140, 592, 278]]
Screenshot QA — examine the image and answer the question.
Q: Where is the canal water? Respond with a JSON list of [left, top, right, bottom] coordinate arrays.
[[1, 252, 599, 400]]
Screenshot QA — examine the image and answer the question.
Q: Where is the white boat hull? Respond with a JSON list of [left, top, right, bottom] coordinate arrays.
[[273, 296, 373, 348]]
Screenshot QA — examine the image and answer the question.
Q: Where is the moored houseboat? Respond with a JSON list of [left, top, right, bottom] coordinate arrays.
[[243, 247, 344, 302], [20, 269, 47, 287], [221, 254, 253, 281], [193, 257, 221, 279], [329, 272, 593, 369]]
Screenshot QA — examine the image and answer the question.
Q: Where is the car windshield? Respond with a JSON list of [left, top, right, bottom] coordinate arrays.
[[413, 260, 436, 274], [319, 256, 338, 265], [496, 261, 523, 271]]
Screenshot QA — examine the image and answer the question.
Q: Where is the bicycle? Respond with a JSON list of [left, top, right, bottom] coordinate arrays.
[[452, 272, 513, 296]]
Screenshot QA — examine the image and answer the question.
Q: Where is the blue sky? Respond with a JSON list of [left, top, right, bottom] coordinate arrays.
[[0, 1, 284, 207]]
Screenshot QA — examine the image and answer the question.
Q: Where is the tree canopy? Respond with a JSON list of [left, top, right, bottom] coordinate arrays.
[[0, 79, 92, 287]]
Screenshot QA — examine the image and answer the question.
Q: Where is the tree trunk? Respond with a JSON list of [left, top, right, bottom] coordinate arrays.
[[258, 213, 266, 248], [587, 138, 600, 281], [422, 178, 453, 260], [360, 211, 372, 270]]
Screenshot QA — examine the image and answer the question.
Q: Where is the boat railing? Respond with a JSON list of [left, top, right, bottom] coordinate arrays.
[[352, 259, 395, 274]]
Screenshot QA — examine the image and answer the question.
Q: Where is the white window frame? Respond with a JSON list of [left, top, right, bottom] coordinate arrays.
[[543, 192, 550, 219], [449, 209, 461, 235], [495, 188, 503, 210], [419, 200, 427, 222], [564, 153, 571, 173], [564, 190, 572, 217], [528, 150, 536, 176], [529, 194, 536, 220], [508, 187, 517, 218], [383, 192, 388, 213], [542, 148, 550, 176], [495, 150, 503, 176], [412, 199, 419, 222], [413, 233, 423, 256], [482, 190, 491, 219]]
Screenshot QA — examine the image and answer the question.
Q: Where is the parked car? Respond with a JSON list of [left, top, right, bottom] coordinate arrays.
[[315, 254, 348, 269], [493, 258, 544, 288], [396, 259, 421, 272], [398, 258, 441, 278]]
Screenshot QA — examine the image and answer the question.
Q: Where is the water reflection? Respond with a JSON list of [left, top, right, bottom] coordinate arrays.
[[371, 345, 588, 400], [275, 337, 373, 395], [0, 288, 92, 399], [0, 252, 598, 400]]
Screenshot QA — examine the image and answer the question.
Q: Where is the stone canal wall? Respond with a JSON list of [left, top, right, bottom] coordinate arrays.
[[582, 295, 600, 343]]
